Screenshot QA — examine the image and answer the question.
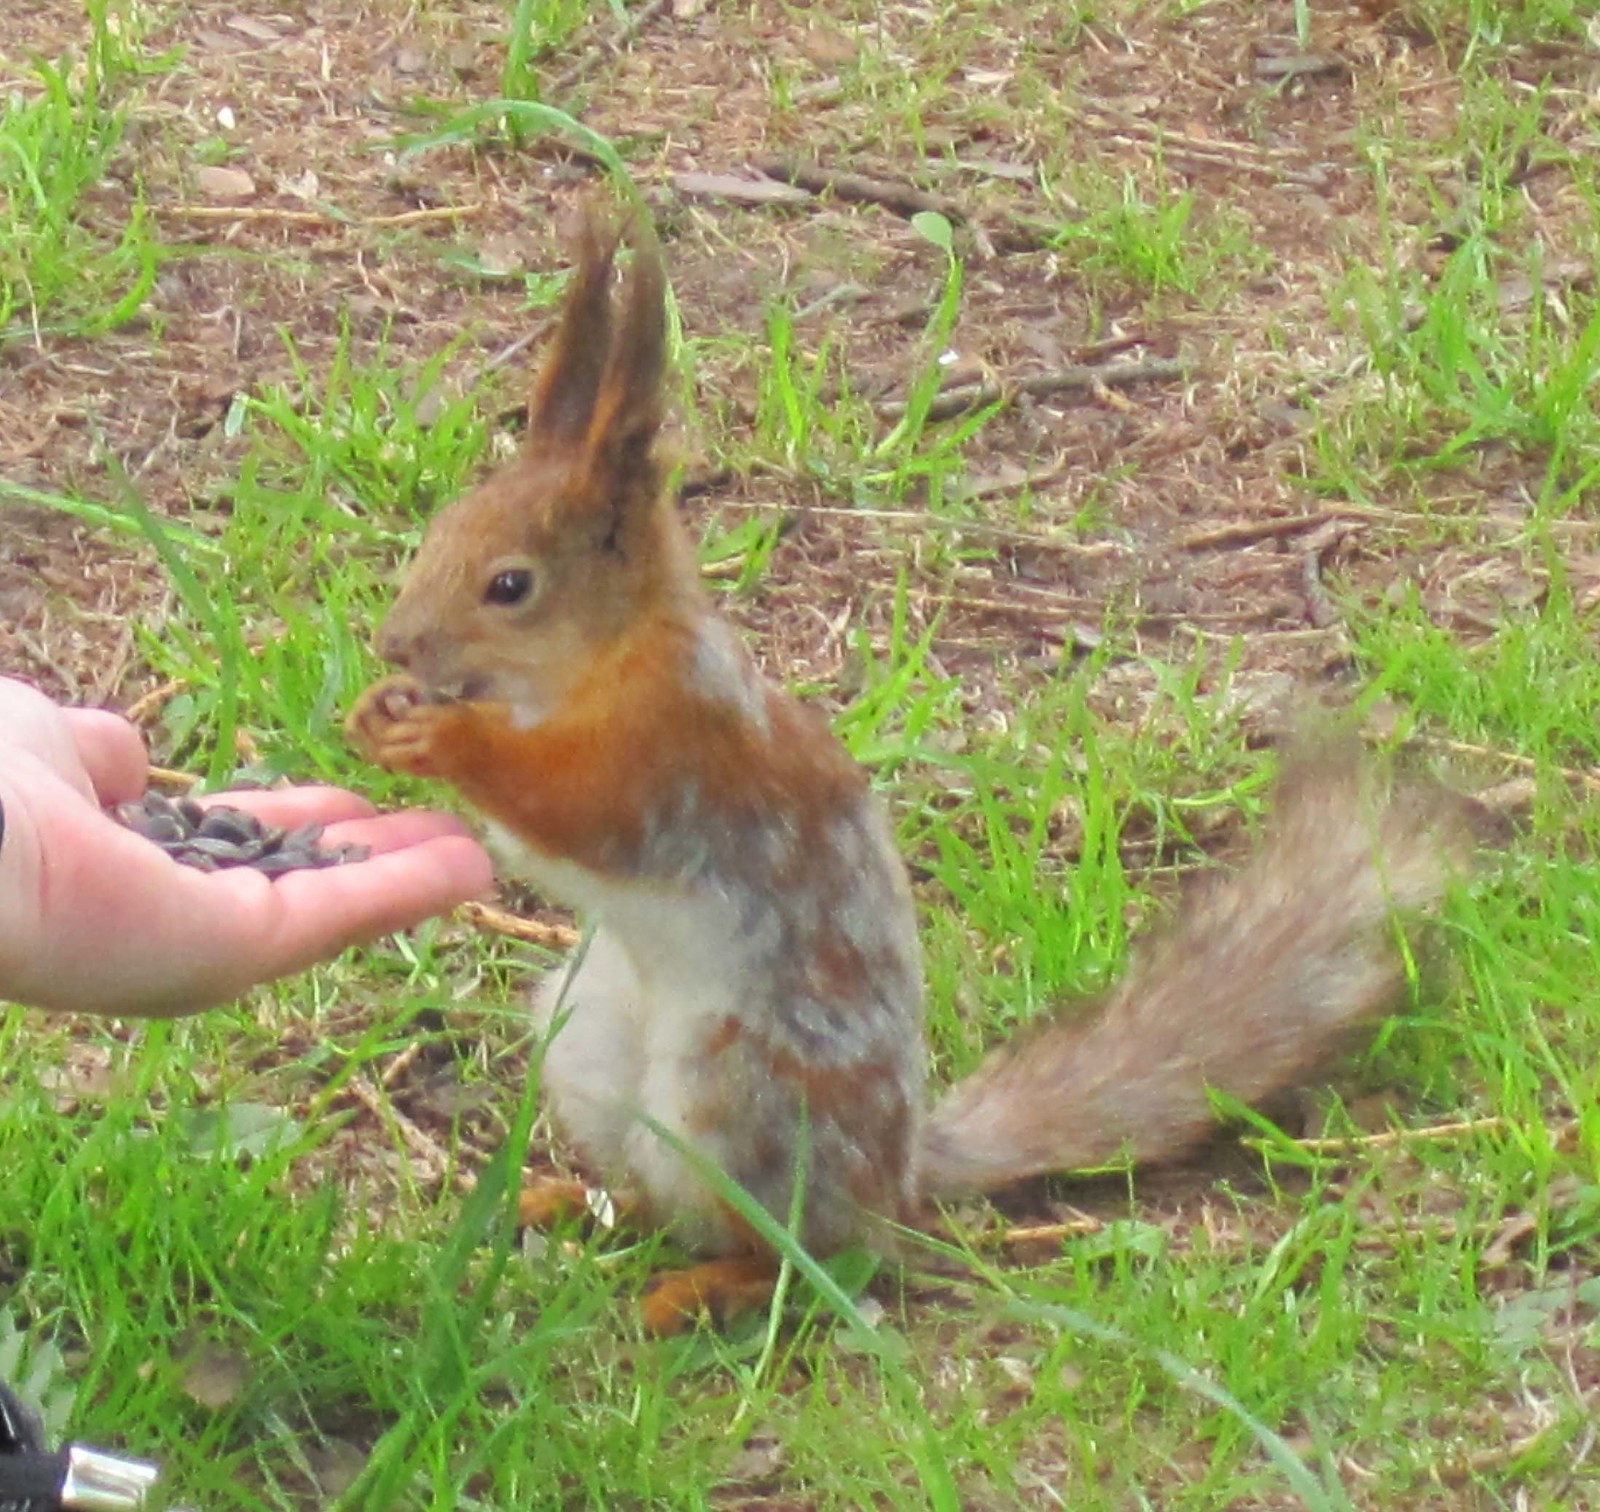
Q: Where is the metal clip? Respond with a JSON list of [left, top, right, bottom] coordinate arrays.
[[59, 1447, 160, 1511]]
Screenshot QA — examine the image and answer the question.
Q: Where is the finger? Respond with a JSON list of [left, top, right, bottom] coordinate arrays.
[[219, 833, 496, 985], [318, 808, 481, 857], [283, 832, 495, 938], [31, 826, 494, 1018], [0, 681, 96, 799], [197, 786, 379, 828], [61, 710, 149, 805]]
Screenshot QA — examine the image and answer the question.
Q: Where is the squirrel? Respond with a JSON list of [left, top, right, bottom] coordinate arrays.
[[346, 212, 1463, 1335]]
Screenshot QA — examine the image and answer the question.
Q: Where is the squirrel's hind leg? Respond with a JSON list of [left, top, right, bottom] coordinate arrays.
[[639, 1254, 781, 1337], [517, 1172, 780, 1336], [517, 1175, 647, 1232], [518, 1176, 592, 1228]]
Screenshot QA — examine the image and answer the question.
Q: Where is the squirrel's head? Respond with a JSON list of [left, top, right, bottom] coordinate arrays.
[[374, 209, 695, 723]]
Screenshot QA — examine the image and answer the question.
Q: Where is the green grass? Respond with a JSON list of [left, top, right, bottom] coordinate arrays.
[[4, 0, 1600, 1506], [1046, 163, 1268, 302], [0, 1, 163, 337]]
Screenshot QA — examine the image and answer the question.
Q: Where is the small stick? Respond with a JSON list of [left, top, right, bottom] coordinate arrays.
[[1325, 498, 1600, 541], [346, 1075, 475, 1193], [1298, 521, 1350, 630], [1176, 512, 1331, 552], [959, 462, 1069, 502], [161, 202, 484, 229], [1301, 547, 1339, 629], [124, 678, 185, 726], [379, 1038, 427, 1091], [1290, 1115, 1510, 1154], [906, 588, 1096, 621], [1000, 1217, 1103, 1247], [1109, 135, 1332, 189], [1433, 1422, 1562, 1487], [1255, 52, 1350, 81], [902, 585, 1301, 630], [1410, 734, 1600, 797], [1184, 623, 1345, 645], [1061, 105, 1331, 188], [691, 492, 1126, 558], [1479, 1210, 1541, 1268], [460, 900, 580, 950], [877, 357, 1187, 424], [672, 171, 812, 208], [146, 765, 200, 791], [751, 154, 966, 224]]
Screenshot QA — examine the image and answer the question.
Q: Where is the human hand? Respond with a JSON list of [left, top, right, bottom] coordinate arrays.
[[0, 678, 494, 1017]]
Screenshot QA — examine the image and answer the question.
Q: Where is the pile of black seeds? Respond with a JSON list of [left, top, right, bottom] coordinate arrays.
[[115, 791, 371, 876]]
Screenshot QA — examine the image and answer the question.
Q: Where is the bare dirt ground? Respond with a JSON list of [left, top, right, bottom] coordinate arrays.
[[11, 0, 1594, 718]]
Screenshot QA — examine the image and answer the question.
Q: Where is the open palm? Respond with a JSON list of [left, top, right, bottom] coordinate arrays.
[[0, 680, 492, 1017]]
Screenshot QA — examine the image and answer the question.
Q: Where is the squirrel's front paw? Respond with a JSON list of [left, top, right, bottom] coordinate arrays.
[[346, 677, 456, 777]]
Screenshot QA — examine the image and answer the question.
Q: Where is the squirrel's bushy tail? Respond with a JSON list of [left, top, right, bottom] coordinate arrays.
[[918, 750, 1464, 1198]]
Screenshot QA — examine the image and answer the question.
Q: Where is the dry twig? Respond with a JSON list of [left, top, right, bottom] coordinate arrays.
[[673, 171, 811, 207], [1411, 735, 1600, 798], [1060, 104, 1331, 188], [345, 1075, 475, 1193], [1176, 512, 1332, 551], [877, 356, 1188, 424], [161, 202, 484, 229], [751, 154, 965, 223], [461, 900, 581, 950], [124, 678, 184, 726], [379, 1039, 427, 1092], [1000, 1217, 1103, 1247], [701, 494, 1124, 559], [1433, 1421, 1563, 1487], [1290, 1115, 1510, 1154]]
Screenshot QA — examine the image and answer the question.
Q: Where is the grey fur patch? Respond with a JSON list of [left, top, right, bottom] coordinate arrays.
[[686, 621, 770, 734]]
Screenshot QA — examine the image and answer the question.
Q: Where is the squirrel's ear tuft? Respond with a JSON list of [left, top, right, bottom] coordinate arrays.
[[527, 213, 620, 446], [583, 215, 667, 470]]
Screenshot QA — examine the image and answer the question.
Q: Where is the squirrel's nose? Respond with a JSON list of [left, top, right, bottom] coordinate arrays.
[[373, 619, 416, 670]]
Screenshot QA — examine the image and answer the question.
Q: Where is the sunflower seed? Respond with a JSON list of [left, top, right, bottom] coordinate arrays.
[[114, 792, 370, 875]]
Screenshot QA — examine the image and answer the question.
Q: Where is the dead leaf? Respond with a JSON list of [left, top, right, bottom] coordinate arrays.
[[279, 169, 320, 201], [195, 165, 256, 200], [225, 15, 283, 43], [176, 1340, 250, 1410], [37, 1044, 114, 1106], [474, 236, 524, 278], [194, 29, 247, 53], [1254, 52, 1350, 80], [994, 1354, 1036, 1395], [724, 1435, 785, 1482], [797, 26, 855, 64], [672, 171, 811, 206], [305, 1438, 368, 1498]]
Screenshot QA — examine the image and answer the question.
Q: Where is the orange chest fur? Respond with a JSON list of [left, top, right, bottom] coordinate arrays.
[[433, 625, 870, 886]]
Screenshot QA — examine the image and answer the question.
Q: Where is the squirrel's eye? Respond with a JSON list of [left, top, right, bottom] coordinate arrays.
[[484, 567, 534, 606]]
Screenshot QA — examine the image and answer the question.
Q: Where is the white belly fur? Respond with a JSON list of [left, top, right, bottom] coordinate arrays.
[[487, 821, 758, 1245]]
